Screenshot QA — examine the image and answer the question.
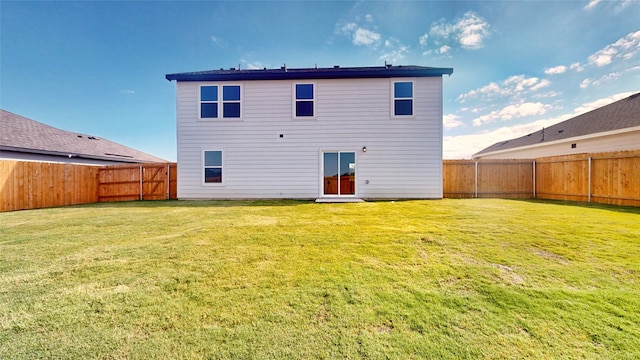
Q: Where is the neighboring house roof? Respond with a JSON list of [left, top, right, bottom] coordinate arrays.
[[166, 64, 454, 82], [0, 109, 167, 163], [474, 92, 640, 157]]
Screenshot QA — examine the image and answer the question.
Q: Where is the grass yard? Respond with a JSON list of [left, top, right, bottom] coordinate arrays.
[[1, 199, 639, 359]]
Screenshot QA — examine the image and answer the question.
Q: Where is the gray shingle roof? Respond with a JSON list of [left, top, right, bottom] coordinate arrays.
[[0, 110, 167, 163], [474, 92, 640, 156]]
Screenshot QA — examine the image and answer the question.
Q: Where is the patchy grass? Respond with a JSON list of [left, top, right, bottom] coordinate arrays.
[[1, 199, 639, 359]]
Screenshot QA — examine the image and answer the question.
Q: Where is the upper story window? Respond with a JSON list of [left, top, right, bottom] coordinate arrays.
[[295, 83, 314, 117], [223, 86, 241, 118], [200, 85, 241, 119], [393, 81, 413, 116], [200, 86, 218, 118]]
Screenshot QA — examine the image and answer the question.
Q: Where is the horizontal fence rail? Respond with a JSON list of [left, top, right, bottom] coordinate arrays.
[[1, 161, 177, 212]]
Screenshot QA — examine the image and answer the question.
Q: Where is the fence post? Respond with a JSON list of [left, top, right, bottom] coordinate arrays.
[[139, 165, 143, 200], [474, 161, 478, 199], [533, 160, 536, 199], [166, 163, 170, 200], [588, 157, 592, 203]]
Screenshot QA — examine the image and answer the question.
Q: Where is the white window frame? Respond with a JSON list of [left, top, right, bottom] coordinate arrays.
[[199, 84, 243, 120], [391, 80, 415, 118], [199, 85, 219, 120], [293, 82, 316, 119], [202, 149, 224, 186]]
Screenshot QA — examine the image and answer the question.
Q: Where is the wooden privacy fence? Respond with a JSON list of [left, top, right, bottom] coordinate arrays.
[[2, 151, 639, 211], [535, 152, 640, 206], [443, 150, 640, 207], [1, 161, 177, 212], [98, 163, 177, 202], [443, 159, 534, 199], [0, 160, 99, 212]]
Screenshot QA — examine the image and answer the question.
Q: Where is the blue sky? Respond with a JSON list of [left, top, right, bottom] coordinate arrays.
[[2, 1, 639, 160]]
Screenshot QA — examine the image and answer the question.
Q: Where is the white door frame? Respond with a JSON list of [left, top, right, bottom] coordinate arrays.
[[320, 150, 357, 197]]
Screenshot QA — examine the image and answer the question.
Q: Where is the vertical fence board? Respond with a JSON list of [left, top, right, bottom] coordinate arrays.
[[0, 161, 14, 211], [16, 161, 25, 210], [169, 164, 178, 200]]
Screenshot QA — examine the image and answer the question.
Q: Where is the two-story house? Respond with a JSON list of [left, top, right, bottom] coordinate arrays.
[[165, 64, 453, 201]]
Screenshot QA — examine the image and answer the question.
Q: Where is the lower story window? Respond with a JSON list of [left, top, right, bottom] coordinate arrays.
[[204, 150, 222, 183]]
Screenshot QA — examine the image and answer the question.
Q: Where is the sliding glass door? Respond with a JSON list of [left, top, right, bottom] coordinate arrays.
[[323, 152, 355, 196]]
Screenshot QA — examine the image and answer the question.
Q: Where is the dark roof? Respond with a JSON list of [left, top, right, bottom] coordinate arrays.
[[474, 92, 640, 156], [166, 64, 453, 82], [0, 109, 167, 163]]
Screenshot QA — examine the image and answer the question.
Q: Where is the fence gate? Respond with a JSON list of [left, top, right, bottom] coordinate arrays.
[[142, 164, 171, 200], [98, 163, 176, 202]]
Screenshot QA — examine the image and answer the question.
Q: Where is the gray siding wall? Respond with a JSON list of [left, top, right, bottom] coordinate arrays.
[[176, 77, 443, 199]]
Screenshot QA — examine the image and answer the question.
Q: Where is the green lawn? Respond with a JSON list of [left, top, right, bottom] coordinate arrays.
[[1, 199, 639, 359]]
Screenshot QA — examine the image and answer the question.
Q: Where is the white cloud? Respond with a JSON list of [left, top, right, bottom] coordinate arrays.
[[340, 23, 357, 33], [457, 83, 501, 102], [584, 0, 602, 10], [422, 11, 490, 52], [618, 0, 635, 9], [419, 34, 428, 46], [338, 16, 411, 60], [210, 35, 218, 43], [457, 75, 551, 102], [240, 57, 267, 70], [443, 114, 463, 130], [438, 45, 451, 54], [379, 48, 408, 63], [532, 91, 562, 99], [457, 13, 491, 49], [429, 21, 455, 39], [506, 75, 540, 91], [477, 82, 503, 95], [570, 62, 584, 72], [579, 65, 640, 88], [544, 65, 567, 75], [245, 62, 265, 70], [472, 102, 551, 126], [588, 30, 640, 67], [353, 28, 381, 46], [589, 48, 617, 66], [545, 63, 584, 74], [573, 91, 635, 114], [530, 79, 551, 91], [338, 21, 382, 48], [379, 38, 409, 63], [120, 89, 135, 94]]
